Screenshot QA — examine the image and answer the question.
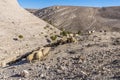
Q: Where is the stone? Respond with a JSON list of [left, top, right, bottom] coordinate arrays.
[[20, 70, 29, 78]]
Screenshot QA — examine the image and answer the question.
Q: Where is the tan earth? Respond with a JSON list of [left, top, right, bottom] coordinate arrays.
[[0, 0, 60, 66]]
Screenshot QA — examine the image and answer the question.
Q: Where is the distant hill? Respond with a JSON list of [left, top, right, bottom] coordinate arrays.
[[27, 6, 120, 33], [99, 6, 120, 19]]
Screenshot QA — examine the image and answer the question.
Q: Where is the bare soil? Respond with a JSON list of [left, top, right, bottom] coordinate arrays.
[[0, 32, 120, 80]]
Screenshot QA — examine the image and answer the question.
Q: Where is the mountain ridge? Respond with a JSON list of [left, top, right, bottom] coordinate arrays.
[[27, 6, 120, 33]]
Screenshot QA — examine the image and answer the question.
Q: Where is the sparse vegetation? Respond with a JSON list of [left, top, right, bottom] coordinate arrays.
[[44, 27, 47, 29], [60, 28, 64, 31], [1, 3, 120, 80], [18, 35, 24, 39], [46, 24, 50, 28], [50, 35, 57, 41], [49, 20, 52, 24], [77, 31, 81, 35], [67, 31, 71, 34], [26, 44, 28, 46], [41, 32, 43, 34], [44, 24, 50, 29], [50, 27, 53, 30], [45, 35, 48, 38], [60, 30, 69, 36]]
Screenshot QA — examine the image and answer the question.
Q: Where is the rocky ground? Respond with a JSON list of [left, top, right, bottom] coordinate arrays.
[[0, 31, 120, 80]]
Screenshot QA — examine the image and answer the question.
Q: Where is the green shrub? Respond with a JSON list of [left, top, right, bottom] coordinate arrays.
[[44, 27, 47, 29], [41, 32, 43, 34], [49, 20, 52, 24], [50, 27, 53, 30], [45, 35, 48, 38], [26, 44, 28, 46], [60, 28, 64, 31], [67, 31, 71, 34], [78, 31, 81, 35], [44, 24, 50, 29], [60, 31, 68, 36], [50, 35, 57, 41], [18, 35, 23, 39]]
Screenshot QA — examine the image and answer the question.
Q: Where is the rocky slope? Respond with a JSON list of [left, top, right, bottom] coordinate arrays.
[[0, 1, 120, 80], [27, 6, 120, 33], [0, 31, 120, 80], [0, 0, 59, 65]]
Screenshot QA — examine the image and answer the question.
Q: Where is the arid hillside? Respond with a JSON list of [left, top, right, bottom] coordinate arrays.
[[0, 2, 120, 80], [1, 31, 120, 80], [27, 6, 120, 33], [0, 0, 59, 65], [99, 6, 120, 19]]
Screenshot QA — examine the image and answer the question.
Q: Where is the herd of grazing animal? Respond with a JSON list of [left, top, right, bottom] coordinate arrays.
[[26, 33, 78, 63], [0, 33, 79, 67], [1, 31, 98, 67], [27, 47, 51, 63]]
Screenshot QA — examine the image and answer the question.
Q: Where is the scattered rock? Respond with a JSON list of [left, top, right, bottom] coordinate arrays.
[[1, 32, 120, 80], [20, 70, 29, 78]]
